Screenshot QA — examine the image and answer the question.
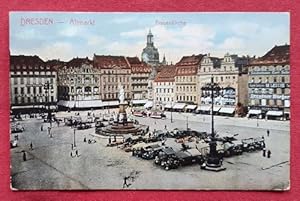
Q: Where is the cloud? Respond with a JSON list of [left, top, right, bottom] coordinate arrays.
[[12, 42, 75, 61], [232, 22, 260, 37], [218, 37, 245, 50]]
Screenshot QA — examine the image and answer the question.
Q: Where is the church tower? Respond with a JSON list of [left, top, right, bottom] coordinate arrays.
[[141, 29, 160, 66]]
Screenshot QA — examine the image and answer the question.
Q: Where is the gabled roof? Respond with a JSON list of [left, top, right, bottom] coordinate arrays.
[[127, 57, 152, 73], [93, 54, 130, 69], [10, 55, 55, 71], [66, 57, 92, 68], [154, 65, 176, 82], [249, 44, 290, 66], [176, 54, 205, 66]]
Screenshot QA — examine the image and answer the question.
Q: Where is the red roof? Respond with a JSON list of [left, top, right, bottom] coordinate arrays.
[[66, 57, 92, 68], [127, 57, 152, 73], [175, 54, 205, 76], [10, 55, 44, 71], [93, 54, 130, 69], [154, 65, 176, 82], [176, 54, 205, 66], [249, 45, 290, 66]]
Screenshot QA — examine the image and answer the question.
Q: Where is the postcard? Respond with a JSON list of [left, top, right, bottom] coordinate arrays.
[[9, 12, 290, 190]]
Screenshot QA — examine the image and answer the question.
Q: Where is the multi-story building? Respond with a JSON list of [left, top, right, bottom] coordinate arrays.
[[198, 53, 249, 114], [93, 55, 132, 103], [153, 65, 176, 110], [10, 55, 58, 113], [247, 44, 290, 120], [174, 54, 204, 110], [127, 57, 151, 105], [57, 57, 102, 109]]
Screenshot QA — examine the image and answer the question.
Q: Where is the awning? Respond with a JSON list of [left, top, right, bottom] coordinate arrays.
[[132, 99, 147, 104], [103, 101, 119, 106], [186, 105, 197, 110], [219, 107, 235, 114], [266, 111, 283, 116], [173, 103, 186, 109], [196, 105, 211, 111], [213, 106, 221, 112], [11, 105, 57, 110], [164, 103, 173, 109], [58, 100, 104, 108], [144, 101, 153, 108], [248, 109, 262, 115]]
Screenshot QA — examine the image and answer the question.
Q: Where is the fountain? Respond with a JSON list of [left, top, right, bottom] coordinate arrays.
[[95, 85, 148, 136]]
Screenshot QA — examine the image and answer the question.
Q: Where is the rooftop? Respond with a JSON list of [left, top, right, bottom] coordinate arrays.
[[154, 65, 176, 82], [93, 54, 131, 69], [249, 44, 290, 66]]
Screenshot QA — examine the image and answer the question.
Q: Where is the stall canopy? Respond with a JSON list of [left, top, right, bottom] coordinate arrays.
[[173, 103, 186, 110], [132, 99, 147, 105], [266, 111, 283, 116], [58, 100, 105, 108], [213, 106, 222, 112], [219, 107, 235, 114], [144, 101, 153, 108], [186, 105, 197, 110], [196, 105, 211, 111], [164, 103, 173, 109], [248, 109, 262, 115]]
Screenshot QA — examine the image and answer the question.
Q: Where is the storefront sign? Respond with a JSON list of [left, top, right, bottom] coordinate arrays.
[[250, 94, 290, 100], [249, 70, 289, 75], [248, 83, 290, 88]]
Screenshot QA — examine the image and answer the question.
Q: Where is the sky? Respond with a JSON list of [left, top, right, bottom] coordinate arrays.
[[9, 12, 289, 63]]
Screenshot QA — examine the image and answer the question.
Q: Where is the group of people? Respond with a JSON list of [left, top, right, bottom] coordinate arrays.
[[262, 129, 271, 158]]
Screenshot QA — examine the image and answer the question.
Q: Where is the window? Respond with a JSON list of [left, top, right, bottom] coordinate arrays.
[[274, 77, 277, 83], [281, 77, 285, 83], [21, 87, 24, 94], [14, 97, 18, 104], [221, 77, 223, 82], [14, 88, 18, 94]]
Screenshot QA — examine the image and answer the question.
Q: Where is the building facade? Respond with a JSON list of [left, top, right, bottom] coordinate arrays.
[[57, 57, 101, 108], [93, 55, 132, 102], [127, 57, 151, 101], [198, 53, 249, 108], [247, 45, 290, 119], [153, 65, 176, 109], [10, 55, 58, 112], [175, 54, 204, 105]]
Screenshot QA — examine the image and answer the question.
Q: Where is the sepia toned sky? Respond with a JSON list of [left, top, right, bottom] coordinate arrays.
[[10, 12, 289, 63]]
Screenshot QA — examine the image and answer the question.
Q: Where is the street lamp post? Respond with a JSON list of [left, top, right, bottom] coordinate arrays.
[[170, 102, 173, 123], [201, 75, 226, 172], [73, 128, 76, 147], [186, 116, 189, 130], [44, 81, 54, 122]]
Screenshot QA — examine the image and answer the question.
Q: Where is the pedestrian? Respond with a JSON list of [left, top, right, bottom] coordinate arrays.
[[262, 148, 266, 157], [267, 150, 271, 158], [30, 142, 33, 150], [83, 136, 87, 142], [75, 150, 79, 157], [164, 125, 167, 130], [70, 152, 73, 158], [267, 129, 270, 137], [108, 137, 111, 144], [41, 125, 43, 131], [123, 176, 130, 188], [22, 151, 27, 161], [71, 143, 73, 150], [114, 135, 117, 142]]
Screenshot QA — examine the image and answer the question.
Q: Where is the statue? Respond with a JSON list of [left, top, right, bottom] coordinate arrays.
[[118, 85, 125, 104]]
